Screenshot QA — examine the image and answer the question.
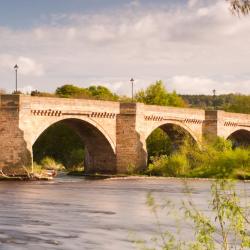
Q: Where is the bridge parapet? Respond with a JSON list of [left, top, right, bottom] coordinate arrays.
[[215, 110, 250, 139], [142, 105, 205, 123], [137, 104, 206, 143], [20, 95, 120, 115]]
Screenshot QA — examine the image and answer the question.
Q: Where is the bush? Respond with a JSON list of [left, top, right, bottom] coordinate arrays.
[[146, 137, 250, 179], [147, 153, 189, 177], [167, 153, 189, 176], [40, 157, 65, 171], [147, 155, 169, 176]]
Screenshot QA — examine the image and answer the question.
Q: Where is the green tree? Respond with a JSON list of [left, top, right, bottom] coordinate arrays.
[[181, 94, 250, 114], [55, 84, 120, 101], [146, 128, 173, 160], [55, 84, 91, 98], [87, 85, 119, 101], [224, 95, 250, 114], [135, 80, 186, 107]]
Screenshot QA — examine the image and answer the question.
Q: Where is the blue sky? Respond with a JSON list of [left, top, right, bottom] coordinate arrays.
[[0, 0, 181, 28], [0, 0, 250, 95]]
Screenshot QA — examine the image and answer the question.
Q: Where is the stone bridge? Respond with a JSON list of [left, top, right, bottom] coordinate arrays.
[[0, 94, 249, 175]]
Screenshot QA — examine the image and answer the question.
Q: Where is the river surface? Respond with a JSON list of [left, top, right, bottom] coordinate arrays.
[[0, 176, 249, 250]]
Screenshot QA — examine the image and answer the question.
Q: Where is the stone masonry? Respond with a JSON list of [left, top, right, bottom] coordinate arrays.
[[0, 94, 250, 175]]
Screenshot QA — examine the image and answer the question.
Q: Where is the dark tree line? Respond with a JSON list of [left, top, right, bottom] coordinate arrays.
[[181, 94, 250, 114]]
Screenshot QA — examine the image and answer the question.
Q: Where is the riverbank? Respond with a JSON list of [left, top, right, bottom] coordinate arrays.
[[0, 172, 54, 181], [1, 170, 250, 182], [68, 172, 250, 182]]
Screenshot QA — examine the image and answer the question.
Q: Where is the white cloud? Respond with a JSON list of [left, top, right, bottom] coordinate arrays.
[[170, 76, 217, 94], [188, 0, 199, 8], [18, 57, 44, 76], [0, 0, 250, 95], [168, 75, 250, 95], [0, 55, 44, 76]]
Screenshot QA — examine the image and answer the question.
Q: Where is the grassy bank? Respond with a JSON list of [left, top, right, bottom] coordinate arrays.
[[146, 138, 250, 180]]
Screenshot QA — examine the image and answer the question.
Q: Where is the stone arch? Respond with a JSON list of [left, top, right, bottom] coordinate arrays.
[[31, 116, 116, 152], [145, 120, 198, 160], [145, 120, 200, 144], [32, 117, 116, 174], [227, 129, 250, 147]]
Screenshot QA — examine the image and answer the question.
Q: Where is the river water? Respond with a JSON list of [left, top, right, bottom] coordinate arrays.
[[0, 176, 249, 250]]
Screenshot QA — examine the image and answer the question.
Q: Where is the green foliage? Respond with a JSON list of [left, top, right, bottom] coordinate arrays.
[[147, 151, 190, 177], [181, 94, 250, 114], [147, 138, 250, 179], [32, 162, 44, 175], [55, 84, 119, 101], [147, 129, 173, 160], [68, 148, 85, 168], [167, 153, 190, 176], [56, 84, 91, 98], [134, 180, 250, 250], [210, 181, 250, 249], [136, 81, 186, 107], [33, 123, 85, 169], [224, 95, 250, 114], [213, 137, 233, 152], [190, 140, 250, 179], [147, 155, 169, 176], [87, 85, 119, 101], [67, 165, 84, 175], [40, 157, 65, 171]]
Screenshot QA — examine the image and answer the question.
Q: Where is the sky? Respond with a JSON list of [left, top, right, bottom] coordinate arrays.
[[0, 0, 250, 95]]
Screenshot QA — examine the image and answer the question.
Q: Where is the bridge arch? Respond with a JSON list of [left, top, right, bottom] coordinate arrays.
[[145, 120, 200, 144], [32, 117, 116, 174], [227, 129, 250, 147], [145, 120, 198, 160]]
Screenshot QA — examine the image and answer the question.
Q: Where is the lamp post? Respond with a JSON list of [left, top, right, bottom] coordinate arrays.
[[213, 89, 216, 110], [14, 64, 18, 93], [130, 78, 134, 102]]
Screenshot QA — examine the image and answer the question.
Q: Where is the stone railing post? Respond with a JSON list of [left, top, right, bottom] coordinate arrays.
[[203, 110, 219, 140]]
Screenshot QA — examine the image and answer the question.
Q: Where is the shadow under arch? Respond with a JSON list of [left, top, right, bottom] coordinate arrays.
[[227, 129, 250, 148], [146, 122, 197, 160], [33, 118, 117, 174]]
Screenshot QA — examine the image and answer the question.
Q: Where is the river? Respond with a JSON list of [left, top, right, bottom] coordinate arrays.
[[0, 176, 249, 250]]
